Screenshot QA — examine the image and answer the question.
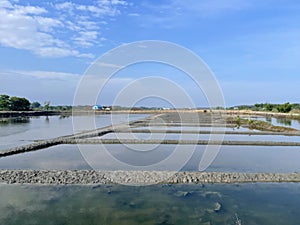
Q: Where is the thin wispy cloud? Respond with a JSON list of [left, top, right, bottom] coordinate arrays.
[[171, 0, 250, 15], [1, 69, 81, 80], [137, 0, 250, 29]]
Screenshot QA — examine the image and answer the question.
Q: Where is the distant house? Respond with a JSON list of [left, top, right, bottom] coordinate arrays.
[[92, 105, 102, 110]]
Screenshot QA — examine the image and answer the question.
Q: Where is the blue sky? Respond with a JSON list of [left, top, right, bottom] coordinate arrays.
[[0, 0, 299, 107]]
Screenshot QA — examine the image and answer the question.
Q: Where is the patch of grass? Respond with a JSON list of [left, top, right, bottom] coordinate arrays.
[[226, 116, 298, 132]]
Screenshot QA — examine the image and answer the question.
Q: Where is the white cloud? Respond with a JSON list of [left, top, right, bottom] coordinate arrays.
[[77, 53, 95, 58], [72, 31, 99, 47], [96, 62, 122, 69], [35, 16, 63, 32], [0, 0, 13, 8], [0, 0, 130, 58], [34, 47, 80, 58], [110, 0, 128, 6], [14, 5, 46, 15], [55, 2, 74, 10], [1, 69, 81, 80], [0, 3, 76, 57], [77, 20, 99, 30]]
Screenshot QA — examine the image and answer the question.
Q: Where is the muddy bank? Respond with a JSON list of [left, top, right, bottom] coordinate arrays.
[[61, 138, 300, 146], [1, 170, 300, 184], [219, 109, 300, 119], [3, 136, 300, 158], [0, 110, 66, 118], [118, 129, 300, 136]]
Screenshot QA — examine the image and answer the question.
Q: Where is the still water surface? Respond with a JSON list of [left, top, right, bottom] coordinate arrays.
[[1, 144, 300, 173], [1, 115, 300, 172], [0, 114, 148, 151], [1, 115, 300, 224], [0, 183, 300, 225]]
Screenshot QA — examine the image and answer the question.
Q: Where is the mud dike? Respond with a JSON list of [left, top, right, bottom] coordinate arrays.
[[1, 170, 300, 185], [1, 112, 300, 184]]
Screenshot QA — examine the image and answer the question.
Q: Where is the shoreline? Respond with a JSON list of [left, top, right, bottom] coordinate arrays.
[[0, 109, 299, 118], [0, 110, 63, 118]]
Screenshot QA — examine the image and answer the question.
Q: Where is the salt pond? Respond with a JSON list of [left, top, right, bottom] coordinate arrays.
[[1, 114, 300, 224], [1, 144, 300, 173], [0, 183, 300, 225], [0, 114, 148, 151]]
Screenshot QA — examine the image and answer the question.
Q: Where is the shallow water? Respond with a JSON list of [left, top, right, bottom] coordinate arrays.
[[1, 114, 300, 224], [100, 132, 300, 142], [0, 183, 299, 225], [1, 144, 300, 173], [0, 114, 148, 151], [131, 125, 254, 132]]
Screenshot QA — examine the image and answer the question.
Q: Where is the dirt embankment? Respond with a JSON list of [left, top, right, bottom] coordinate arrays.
[[220, 109, 300, 118], [1, 170, 300, 185]]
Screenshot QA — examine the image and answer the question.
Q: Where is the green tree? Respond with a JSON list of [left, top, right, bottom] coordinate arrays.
[[265, 103, 273, 111], [31, 101, 41, 109], [9, 96, 31, 111], [0, 94, 10, 110], [44, 101, 51, 111], [254, 103, 264, 110], [276, 102, 292, 113]]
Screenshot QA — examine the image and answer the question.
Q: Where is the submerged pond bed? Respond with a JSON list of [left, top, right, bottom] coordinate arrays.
[[0, 183, 300, 225]]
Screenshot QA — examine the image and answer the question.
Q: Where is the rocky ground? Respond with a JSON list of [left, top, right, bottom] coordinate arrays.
[[1, 170, 300, 185]]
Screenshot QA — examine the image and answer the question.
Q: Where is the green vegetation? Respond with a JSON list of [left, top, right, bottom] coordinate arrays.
[[9, 96, 31, 111], [229, 102, 299, 113], [0, 94, 72, 112], [227, 116, 298, 132], [0, 94, 30, 111], [0, 95, 10, 110], [44, 105, 72, 111], [44, 101, 51, 111], [31, 101, 41, 109], [276, 102, 292, 113]]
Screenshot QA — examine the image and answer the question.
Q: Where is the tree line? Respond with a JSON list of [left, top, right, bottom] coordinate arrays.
[[0, 94, 71, 111], [0, 94, 31, 111], [229, 102, 299, 113]]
